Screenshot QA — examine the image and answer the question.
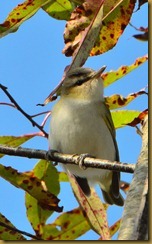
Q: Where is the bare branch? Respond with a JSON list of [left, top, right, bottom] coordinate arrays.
[[0, 102, 16, 108], [0, 84, 48, 138], [118, 115, 148, 240], [0, 145, 135, 173]]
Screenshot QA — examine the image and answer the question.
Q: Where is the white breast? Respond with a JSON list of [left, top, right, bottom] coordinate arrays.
[[49, 97, 115, 189]]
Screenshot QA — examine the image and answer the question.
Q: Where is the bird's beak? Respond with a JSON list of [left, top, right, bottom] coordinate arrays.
[[92, 65, 106, 79]]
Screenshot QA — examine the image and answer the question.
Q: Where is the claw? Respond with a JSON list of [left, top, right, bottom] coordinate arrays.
[[46, 149, 59, 166], [76, 153, 95, 170]]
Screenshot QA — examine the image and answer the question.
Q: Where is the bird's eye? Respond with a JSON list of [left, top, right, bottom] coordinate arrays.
[[75, 80, 84, 86]]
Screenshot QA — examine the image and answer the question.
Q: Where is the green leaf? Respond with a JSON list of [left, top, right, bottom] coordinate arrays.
[[42, 0, 75, 20], [102, 55, 148, 87], [0, 135, 35, 158], [58, 171, 69, 182], [0, 213, 26, 240], [42, 207, 91, 240], [25, 160, 61, 235], [111, 110, 141, 129]]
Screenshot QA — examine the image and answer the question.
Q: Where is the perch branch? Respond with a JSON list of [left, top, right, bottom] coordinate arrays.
[[0, 145, 135, 173]]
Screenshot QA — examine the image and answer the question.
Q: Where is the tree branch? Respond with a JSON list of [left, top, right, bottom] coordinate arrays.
[[118, 115, 148, 240], [0, 84, 48, 138], [0, 145, 135, 173], [0, 221, 42, 240]]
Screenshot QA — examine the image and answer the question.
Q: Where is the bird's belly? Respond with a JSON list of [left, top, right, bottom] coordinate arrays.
[[49, 101, 115, 186]]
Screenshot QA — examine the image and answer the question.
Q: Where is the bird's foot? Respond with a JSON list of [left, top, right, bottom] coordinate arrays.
[[46, 149, 59, 166], [74, 153, 95, 170]]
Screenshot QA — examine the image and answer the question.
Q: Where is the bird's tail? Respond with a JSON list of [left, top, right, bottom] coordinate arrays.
[[102, 189, 124, 206], [101, 171, 124, 206]]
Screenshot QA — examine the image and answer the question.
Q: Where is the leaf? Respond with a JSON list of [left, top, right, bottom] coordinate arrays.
[[111, 110, 141, 129], [63, 0, 136, 57], [129, 23, 148, 41], [91, 0, 136, 56], [120, 181, 130, 193], [0, 135, 35, 158], [110, 219, 121, 237], [42, 0, 75, 20], [58, 171, 69, 182], [126, 109, 148, 127], [70, 0, 104, 67], [68, 173, 110, 240], [0, 163, 62, 213], [105, 89, 148, 110], [0, 213, 26, 240], [25, 160, 61, 235], [133, 31, 148, 41], [102, 55, 148, 87], [0, 0, 52, 38], [42, 207, 91, 240]]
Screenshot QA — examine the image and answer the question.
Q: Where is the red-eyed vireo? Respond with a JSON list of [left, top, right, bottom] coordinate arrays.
[[49, 66, 124, 206]]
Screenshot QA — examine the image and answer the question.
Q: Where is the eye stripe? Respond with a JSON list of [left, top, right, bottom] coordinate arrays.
[[75, 76, 90, 86]]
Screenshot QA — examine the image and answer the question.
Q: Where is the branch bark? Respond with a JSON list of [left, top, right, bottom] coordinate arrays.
[[118, 115, 148, 240], [0, 145, 135, 174]]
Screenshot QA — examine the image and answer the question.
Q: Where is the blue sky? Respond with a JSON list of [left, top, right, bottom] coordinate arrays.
[[0, 1, 148, 240]]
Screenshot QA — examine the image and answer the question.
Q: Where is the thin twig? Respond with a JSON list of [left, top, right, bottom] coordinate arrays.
[[0, 145, 135, 173], [31, 110, 51, 118], [0, 102, 16, 108], [0, 84, 48, 138], [41, 111, 51, 127], [0, 221, 42, 240]]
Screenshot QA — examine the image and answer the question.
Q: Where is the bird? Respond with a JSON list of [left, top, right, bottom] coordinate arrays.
[[49, 66, 124, 206]]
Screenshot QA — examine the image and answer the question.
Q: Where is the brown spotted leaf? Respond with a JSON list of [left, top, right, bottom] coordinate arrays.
[[42, 207, 91, 240], [105, 89, 148, 110], [0, 213, 26, 240], [99, 218, 121, 239], [68, 173, 110, 240], [0, 135, 35, 158], [63, 0, 136, 57], [109, 219, 121, 237], [25, 160, 60, 235], [90, 0, 136, 56], [0, 164, 62, 213], [0, 0, 53, 38], [63, 0, 103, 57], [127, 109, 148, 127], [102, 55, 148, 87]]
